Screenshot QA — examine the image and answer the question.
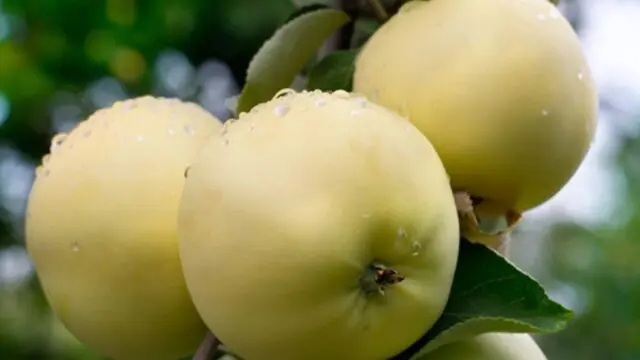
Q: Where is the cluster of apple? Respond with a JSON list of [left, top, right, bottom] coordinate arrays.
[[25, 0, 596, 359]]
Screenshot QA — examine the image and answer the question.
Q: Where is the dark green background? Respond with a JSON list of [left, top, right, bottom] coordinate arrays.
[[0, 0, 638, 359]]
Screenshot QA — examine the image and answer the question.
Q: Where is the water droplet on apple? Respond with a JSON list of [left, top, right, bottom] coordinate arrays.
[[274, 104, 290, 117], [184, 125, 195, 136], [396, 227, 408, 240], [273, 88, 296, 99], [50, 133, 68, 152], [354, 97, 368, 108], [135, 135, 145, 142], [541, 109, 549, 116], [167, 128, 176, 136], [332, 90, 350, 99], [410, 241, 422, 256], [577, 72, 584, 81], [315, 98, 327, 107]]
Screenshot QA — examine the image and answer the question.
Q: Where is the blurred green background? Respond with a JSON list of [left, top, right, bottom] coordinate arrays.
[[0, 0, 638, 359]]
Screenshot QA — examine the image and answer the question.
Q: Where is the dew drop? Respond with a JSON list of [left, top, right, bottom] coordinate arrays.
[[412, 241, 422, 253], [396, 227, 408, 240], [274, 104, 290, 117], [577, 72, 584, 81], [537, 13, 546, 20], [332, 90, 350, 99], [70, 241, 80, 252], [50, 133, 68, 152], [184, 125, 195, 136], [273, 88, 296, 99], [541, 109, 549, 116], [354, 97, 368, 108], [222, 138, 229, 146], [135, 135, 145, 142], [315, 98, 327, 107], [350, 110, 361, 116], [167, 128, 176, 136], [250, 104, 264, 113], [250, 123, 255, 131]]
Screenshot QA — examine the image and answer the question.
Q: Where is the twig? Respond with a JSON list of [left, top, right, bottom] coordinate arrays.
[[193, 332, 221, 360]]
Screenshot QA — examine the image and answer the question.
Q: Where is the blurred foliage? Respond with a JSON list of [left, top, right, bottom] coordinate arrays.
[[0, 0, 639, 360]]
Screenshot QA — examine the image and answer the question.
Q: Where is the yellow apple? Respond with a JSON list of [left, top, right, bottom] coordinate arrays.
[[178, 89, 460, 360], [354, 0, 598, 216], [25, 96, 221, 360], [416, 333, 548, 360]]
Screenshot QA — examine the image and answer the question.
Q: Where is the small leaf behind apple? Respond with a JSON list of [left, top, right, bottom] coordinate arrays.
[[235, 6, 350, 114], [391, 239, 574, 359], [306, 49, 359, 92]]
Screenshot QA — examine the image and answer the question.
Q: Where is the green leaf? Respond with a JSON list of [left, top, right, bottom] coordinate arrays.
[[306, 49, 359, 92], [350, 17, 381, 48], [390, 239, 574, 359], [285, 3, 331, 23], [235, 7, 351, 114], [290, 0, 336, 8]]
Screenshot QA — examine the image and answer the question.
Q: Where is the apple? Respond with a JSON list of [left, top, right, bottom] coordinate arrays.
[[416, 333, 548, 360], [178, 89, 461, 360], [25, 96, 221, 360], [353, 0, 598, 218]]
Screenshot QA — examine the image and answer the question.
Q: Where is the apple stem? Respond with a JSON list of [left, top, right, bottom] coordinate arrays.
[[193, 331, 220, 360], [360, 263, 405, 295]]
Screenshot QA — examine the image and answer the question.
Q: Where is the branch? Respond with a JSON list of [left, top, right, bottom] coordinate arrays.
[[193, 332, 221, 360]]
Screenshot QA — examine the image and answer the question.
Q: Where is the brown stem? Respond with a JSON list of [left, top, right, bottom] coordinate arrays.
[[193, 332, 221, 360], [495, 233, 511, 257]]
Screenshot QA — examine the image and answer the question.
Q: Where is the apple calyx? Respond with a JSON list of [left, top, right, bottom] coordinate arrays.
[[361, 263, 405, 296]]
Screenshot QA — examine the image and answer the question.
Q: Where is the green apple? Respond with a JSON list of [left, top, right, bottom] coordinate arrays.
[[354, 0, 598, 217], [178, 89, 460, 360], [26, 96, 221, 360], [416, 333, 548, 360]]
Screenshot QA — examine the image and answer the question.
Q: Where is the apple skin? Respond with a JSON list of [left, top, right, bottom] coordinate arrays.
[[25, 96, 221, 360], [354, 0, 598, 215], [178, 89, 461, 360], [415, 333, 548, 360]]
